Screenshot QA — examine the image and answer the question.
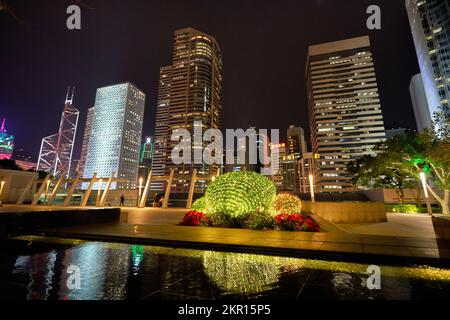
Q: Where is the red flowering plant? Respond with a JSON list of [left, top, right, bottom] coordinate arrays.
[[274, 213, 320, 232], [179, 211, 211, 227]]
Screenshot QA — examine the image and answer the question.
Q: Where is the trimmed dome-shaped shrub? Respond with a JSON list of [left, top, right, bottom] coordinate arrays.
[[192, 197, 207, 213], [205, 171, 276, 218], [273, 193, 302, 214]]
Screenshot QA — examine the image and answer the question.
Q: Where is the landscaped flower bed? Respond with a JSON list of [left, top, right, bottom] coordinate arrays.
[[274, 213, 320, 232], [179, 172, 321, 233], [179, 210, 211, 227]]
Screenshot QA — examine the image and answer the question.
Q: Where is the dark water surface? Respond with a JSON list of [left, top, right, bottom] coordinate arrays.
[[0, 236, 450, 300]]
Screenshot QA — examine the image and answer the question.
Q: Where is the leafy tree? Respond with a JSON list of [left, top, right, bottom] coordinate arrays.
[[348, 110, 449, 214], [347, 148, 417, 205]]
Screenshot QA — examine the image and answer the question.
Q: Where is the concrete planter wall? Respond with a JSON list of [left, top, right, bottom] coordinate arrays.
[[0, 208, 121, 237], [432, 216, 450, 239], [303, 201, 387, 224], [0, 169, 38, 204]]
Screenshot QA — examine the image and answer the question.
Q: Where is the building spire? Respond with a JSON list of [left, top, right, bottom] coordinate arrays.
[[65, 86, 75, 105], [71, 86, 75, 103]]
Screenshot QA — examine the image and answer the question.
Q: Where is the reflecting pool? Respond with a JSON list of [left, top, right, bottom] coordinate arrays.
[[0, 236, 450, 300]]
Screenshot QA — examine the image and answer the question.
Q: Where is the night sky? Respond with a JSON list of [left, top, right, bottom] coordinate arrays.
[[1, 0, 419, 161]]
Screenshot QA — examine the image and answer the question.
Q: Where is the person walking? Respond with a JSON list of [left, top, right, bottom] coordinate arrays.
[[120, 195, 125, 207]]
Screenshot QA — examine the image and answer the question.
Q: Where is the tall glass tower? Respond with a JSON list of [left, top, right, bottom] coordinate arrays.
[[83, 83, 145, 190], [37, 88, 79, 178], [152, 28, 223, 192], [406, 0, 450, 131]]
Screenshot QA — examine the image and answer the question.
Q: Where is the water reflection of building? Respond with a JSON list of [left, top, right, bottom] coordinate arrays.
[[13, 252, 56, 300]]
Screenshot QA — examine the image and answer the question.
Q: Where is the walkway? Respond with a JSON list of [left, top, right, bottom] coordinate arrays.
[[336, 213, 438, 238]]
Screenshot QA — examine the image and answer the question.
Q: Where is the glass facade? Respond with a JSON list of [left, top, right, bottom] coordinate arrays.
[[83, 83, 145, 190], [152, 28, 223, 193], [406, 0, 450, 130]]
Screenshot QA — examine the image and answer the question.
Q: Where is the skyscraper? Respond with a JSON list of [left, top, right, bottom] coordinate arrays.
[[151, 27, 223, 192], [78, 106, 95, 177], [152, 66, 172, 185], [306, 36, 386, 192], [83, 83, 145, 190], [37, 88, 79, 178], [270, 143, 286, 192], [406, 0, 450, 131], [0, 117, 14, 160], [287, 125, 307, 159]]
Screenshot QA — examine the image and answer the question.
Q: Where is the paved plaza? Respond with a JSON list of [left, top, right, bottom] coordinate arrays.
[[2, 205, 450, 263]]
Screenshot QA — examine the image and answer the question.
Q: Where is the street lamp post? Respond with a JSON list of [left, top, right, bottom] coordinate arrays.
[[309, 174, 315, 203], [420, 171, 432, 216]]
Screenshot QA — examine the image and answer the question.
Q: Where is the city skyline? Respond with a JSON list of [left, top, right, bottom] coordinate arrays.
[[1, 0, 419, 161]]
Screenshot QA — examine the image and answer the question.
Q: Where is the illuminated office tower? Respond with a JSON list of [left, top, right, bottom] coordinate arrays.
[[151, 66, 172, 190], [270, 143, 287, 192], [406, 0, 450, 131], [83, 83, 145, 190], [37, 88, 79, 178], [78, 106, 95, 177], [287, 125, 307, 159], [151, 27, 223, 192], [306, 36, 386, 192], [0, 117, 14, 160]]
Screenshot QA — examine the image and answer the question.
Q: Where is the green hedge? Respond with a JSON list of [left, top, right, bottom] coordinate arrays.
[[385, 204, 419, 213], [386, 204, 441, 214]]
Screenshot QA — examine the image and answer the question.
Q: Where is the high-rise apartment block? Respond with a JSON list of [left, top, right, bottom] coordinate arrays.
[[151, 28, 223, 192], [306, 36, 386, 192], [406, 0, 450, 131], [83, 83, 145, 190]]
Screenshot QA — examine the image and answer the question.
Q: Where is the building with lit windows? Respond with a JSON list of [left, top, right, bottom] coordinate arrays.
[[299, 152, 320, 194], [0, 117, 14, 160], [287, 125, 307, 160], [406, 0, 450, 131], [82, 83, 145, 190], [78, 106, 95, 177], [152, 66, 172, 190], [37, 88, 79, 178], [270, 143, 287, 191], [306, 36, 386, 192], [151, 27, 223, 192]]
